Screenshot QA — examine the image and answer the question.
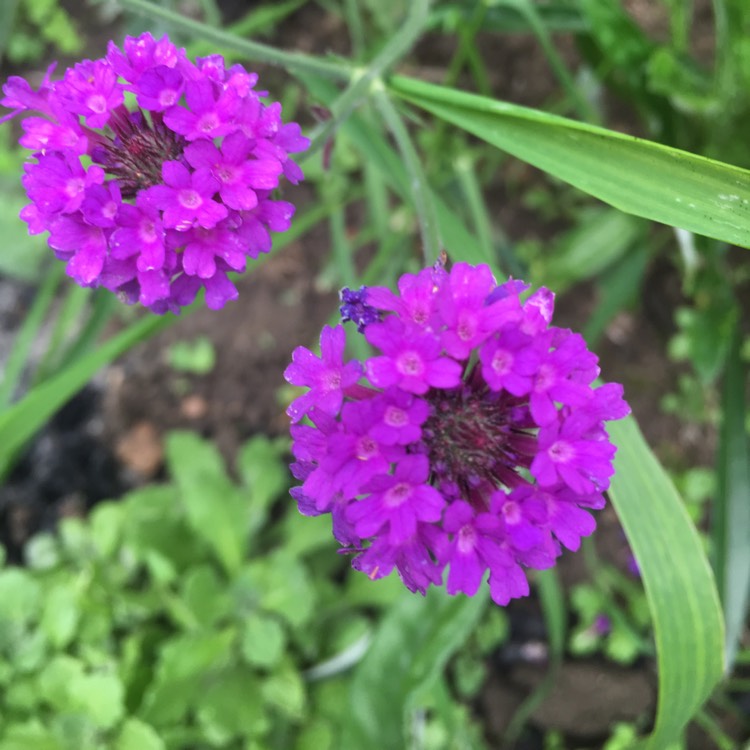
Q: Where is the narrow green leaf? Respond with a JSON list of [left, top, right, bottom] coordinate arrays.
[[0, 263, 63, 407], [713, 322, 750, 670], [608, 416, 725, 749], [583, 244, 650, 346], [342, 588, 486, 749], [0, 313, 175, 480], [390, 75, 750, 249]]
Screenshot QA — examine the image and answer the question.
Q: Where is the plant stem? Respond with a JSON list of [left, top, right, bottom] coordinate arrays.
[[372, 83, 440, 264], [301, 0, 432, 158]]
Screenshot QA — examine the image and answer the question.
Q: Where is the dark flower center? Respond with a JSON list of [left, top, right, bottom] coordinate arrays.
[[423, 382, 536, 505], [92, 109, 185, 198]]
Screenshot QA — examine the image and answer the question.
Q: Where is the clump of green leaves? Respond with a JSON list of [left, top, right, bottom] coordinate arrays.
[[0, 433, 376, 749], [0, 432, 487, 750]]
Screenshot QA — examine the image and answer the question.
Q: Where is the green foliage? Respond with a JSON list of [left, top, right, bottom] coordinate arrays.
[[2, 0, 82, 64], [569, 581, 649, 666], [166, 337, 216, 375], [0, 433, 485, 749]]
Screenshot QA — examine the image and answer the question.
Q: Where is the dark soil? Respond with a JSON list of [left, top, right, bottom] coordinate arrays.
[[0, 2, 740, 749]]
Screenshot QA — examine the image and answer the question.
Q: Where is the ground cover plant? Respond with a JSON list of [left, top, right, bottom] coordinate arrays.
[[0, 0, 748, 748]]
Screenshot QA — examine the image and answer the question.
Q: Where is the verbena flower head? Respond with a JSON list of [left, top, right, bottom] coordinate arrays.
[[285, 260, 630, 605], [1, 34, 309, 313]]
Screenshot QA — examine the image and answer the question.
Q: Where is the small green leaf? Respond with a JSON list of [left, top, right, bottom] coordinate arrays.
[[89, 503, 125, 559], [0, 569, 41, 627], [167, 432, 247, 575], [195, 667, 268, 741], [181, 565, 231, 629], [236, 436, 287, 539], [166, 336, 216, 374], [237, 551, 315, 629], [262, 662, 306, 719], [40, 584, 79, 649], [115, 719, 165, 750], [13, 628, 47, 674], [68, 671, 125, 729], [36, 655, 85, 711], [23, 533, 61, 571], [141, 629, 235, 724], [241, 613, 286, 669]]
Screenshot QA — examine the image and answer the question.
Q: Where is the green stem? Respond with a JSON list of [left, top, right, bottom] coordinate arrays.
[[454, 154, 497, 265], [695, 708, 737, 750], [372, 83, 440, 263], [115, 0, 352, 80], [301, 0, 432, 159], [501, 0, 599, 123], [443, 0, 489, 91], [344, 0, 366, 59]]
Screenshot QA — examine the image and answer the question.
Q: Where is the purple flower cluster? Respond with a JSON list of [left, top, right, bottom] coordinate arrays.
[[1, 33, 309, 312], [285, 261, 629, 605]]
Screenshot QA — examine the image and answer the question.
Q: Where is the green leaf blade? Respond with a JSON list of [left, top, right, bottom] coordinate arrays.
[[713, 322, 750, 669], [608, 416, 725, 749], [390, 75, 750, 249]]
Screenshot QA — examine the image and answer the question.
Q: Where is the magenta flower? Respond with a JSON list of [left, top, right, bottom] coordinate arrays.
[[2, 32, 309, 313], [285, 325, 365, 423], [286, 260, 629, 606]]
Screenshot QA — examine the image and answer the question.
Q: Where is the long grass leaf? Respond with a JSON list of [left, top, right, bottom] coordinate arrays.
[[608, 416, 725, 749], [390, 76, 750, 249], [713, 321, 750, 669]]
